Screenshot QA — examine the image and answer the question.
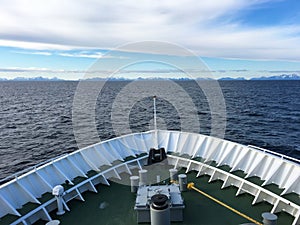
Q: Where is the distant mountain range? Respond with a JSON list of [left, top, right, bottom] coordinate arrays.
[[218, 77, 246, 81], [0, 76, 64, 81], [249, 74, 300, 80], [0, 74, 299, 81], [218, 74, 300, 80]]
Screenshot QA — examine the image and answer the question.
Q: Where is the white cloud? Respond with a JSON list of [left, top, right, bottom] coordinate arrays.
[[12, 50, 52, 56], [0, 66, 64, 72], [12, 49, 128, 59], [0, 0, 299, 60], [0, 39, 76, 50], [58, 52, 103, 58]]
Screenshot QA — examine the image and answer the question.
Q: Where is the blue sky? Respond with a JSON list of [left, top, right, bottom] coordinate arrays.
[[0, 0, 300, 80]]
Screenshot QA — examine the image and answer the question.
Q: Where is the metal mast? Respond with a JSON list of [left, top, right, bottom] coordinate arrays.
[[153, 95, 157, 131], [153, 96, 158, 149]]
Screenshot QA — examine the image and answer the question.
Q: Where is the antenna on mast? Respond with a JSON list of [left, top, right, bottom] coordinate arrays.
[[153, 96, 157, 131]]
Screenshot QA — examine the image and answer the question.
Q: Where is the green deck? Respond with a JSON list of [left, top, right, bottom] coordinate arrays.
[[31, 170, 294, 225], [1, 154, 297, 225]]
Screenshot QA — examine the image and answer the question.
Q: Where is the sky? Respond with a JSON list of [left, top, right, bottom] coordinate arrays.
[[0, 0, 300, 80]]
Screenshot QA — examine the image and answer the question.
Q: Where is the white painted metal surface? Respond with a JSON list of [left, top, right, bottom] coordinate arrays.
[[155, 130, 300, 195], [168, 155, 300, 225], [45, 219, 60, 225], [0, 130, 299, 225]]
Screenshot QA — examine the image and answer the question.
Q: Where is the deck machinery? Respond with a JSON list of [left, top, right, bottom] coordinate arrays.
[[132, 148, 185, 225], [134, 184, 185, 224]]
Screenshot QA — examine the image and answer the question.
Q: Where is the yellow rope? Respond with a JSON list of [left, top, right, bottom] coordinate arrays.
[[187, 182, 263, 225]]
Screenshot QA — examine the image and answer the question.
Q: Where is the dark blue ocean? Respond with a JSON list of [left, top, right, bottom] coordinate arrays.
[[0, 80, 299, 180]]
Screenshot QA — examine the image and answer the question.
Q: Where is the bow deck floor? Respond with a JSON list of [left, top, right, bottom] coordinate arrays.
[[28, 170, 294, 225]]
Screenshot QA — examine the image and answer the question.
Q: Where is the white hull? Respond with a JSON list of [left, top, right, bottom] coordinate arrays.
[[0, 130, 299, 224]]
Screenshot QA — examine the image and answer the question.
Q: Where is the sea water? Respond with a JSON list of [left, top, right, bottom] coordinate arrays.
[[0, 80, 299, 180]]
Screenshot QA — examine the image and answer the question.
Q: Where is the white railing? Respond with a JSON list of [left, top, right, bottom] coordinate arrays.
[[0, 154, 69, 185], [248, 145, 300, 164], [168, 155, 300, 225], [10, 156, 148, 225], [0, 130, 299, 225]]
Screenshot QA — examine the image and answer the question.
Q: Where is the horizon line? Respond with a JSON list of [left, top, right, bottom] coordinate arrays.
[[0, 74, 300, 81]]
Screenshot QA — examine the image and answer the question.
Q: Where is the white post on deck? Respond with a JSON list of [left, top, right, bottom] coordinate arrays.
[[153, 96, 158, 148]]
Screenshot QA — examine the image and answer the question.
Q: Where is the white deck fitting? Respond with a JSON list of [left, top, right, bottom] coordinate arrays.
[[0, 130, 299, 225]]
